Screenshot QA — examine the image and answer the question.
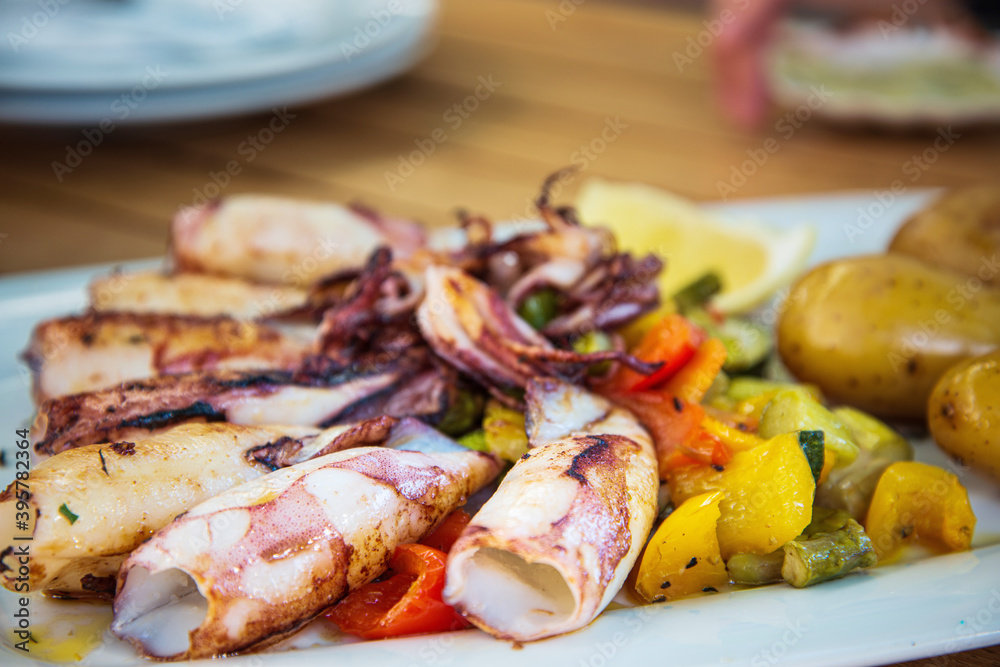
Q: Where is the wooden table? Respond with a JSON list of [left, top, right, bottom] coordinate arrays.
[[0, 0, 998, 665]]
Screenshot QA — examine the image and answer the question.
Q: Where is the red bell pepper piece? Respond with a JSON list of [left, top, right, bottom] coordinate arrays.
[[420, 509, 471, 553], [627, 314, 707, 392], [325, 543, 469, 639]]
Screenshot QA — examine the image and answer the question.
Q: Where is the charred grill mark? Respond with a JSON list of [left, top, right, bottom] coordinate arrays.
[[564, 436, 611, 485], [246, 436, 302, 471], [34, 365, 407, 456], [310, 416, 397, 459], [109, 441, 136, 456], [116, 402, 225, 432], [80, 574, 116, 597], [554, 434, 638, 590], [98, 449, 109, 475]]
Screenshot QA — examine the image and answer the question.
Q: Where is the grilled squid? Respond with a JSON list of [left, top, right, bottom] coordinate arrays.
[[0, 419, 395, 597], [29, 354, 423, 457], [171, 195, 425, 286], [110, 444, 499, 660], [443, 378, 658, 641], [417, 266, 657, 400], [24, 312, 309, 405], [89, 271, 308, 319], [431, 174, 663, 337]]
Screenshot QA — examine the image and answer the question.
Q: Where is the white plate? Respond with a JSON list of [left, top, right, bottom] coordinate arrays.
[[2, 191, 1000, 666], [0, 0, 437, 124]]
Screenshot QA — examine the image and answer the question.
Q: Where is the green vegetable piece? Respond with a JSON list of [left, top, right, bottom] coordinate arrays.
[[517, 288, 560, 330], [815, 452, 896, 523], [672, 273, 722, 313], [758, 389, 859, 466], [833, 407, 913, 462], [798, 430, 825, 482], [724, 377, 820, 403], [571, 330, 612, 355], [59, 503, 78, 525], [458, 429, 489, 452], [571, 330, 614, 376], [685, 308, 774, 375], [436, 389, 484, 436], [781, 508, 878, 588], [727, 550, 785, 585], [716, 318, 773, 374]]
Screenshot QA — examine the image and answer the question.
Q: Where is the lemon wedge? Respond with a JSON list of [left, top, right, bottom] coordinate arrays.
[[576, 179, 816, 314]]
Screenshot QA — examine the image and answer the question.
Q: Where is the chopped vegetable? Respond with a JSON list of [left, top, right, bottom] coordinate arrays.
[[58, 503, 78, 525], [817, 453, 894, 523], [659, 338, 728, 405], [517, 288, 560, 330], [672, 272, 722, 313], [458, 429, 488, 452], [325, 544, 469, 639], [865, 462, 976, 561], [727, 550, 784, 585], [420, 510, 472, 553], [686, 308, 773, 375], [724, 377, 822, 403], [571, 330, 614, 376], [757, 389, 859, 466], [781, 508, 877, 588], [701, 415, 765, 453], [612, 391, 706, 475], [797, 430, 825, 482], [634, 491, 728, 603], [670, 433, 815, 559], [436, 389, 484, 436], [626, 314, 705, 392], [832, 407, 912, 462], [482, 399, 529, 463]]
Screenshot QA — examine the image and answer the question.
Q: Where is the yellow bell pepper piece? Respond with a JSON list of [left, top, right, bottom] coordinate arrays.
[[865, 461, 976, 561], [482, 399, 529, 463], [670, 433, 815, 559], [701, 416, 766, 453], [634, 492, 729, 603]]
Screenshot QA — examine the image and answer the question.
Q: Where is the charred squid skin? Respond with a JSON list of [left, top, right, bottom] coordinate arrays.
[[443, 379, 658, 642], [30, 365, 405, 457], [111, 446, 499, 661]]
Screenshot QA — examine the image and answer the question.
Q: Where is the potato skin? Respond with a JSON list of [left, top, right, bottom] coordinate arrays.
[[889, 187, 1000, 287], [777, 254, 999, 420], [929, 351, 1000, 483]]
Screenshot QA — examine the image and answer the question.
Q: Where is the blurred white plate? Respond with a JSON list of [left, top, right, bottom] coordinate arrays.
[[1, 190, 999, 666], [0, 0, 436, 124]]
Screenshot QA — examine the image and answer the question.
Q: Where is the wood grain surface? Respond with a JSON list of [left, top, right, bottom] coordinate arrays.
[[0, 0, 997, 664]]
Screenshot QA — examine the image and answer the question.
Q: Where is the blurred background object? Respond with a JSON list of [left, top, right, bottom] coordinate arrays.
[[0, 0, 437, 124], [0, 0, 998, 275], [710, 0, 1000, 128]]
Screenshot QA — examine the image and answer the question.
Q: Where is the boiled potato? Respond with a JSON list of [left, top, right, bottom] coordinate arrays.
[[889, 187, 1000, 287], [777, 254, 999, 420], [929, 350, 1000, 482]]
